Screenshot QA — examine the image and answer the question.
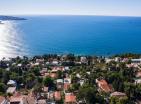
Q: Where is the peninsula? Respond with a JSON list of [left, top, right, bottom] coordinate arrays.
[[0, 15, 26, 21]]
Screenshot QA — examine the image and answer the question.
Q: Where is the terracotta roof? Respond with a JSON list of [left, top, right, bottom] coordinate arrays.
[[13, 92, 21, 97], [10, 96, 23, 103], [64, 83, 71, 91], [0, 96, 5, 104], [65, 93, 76, 103], [50, 73, 57, 78], [97, 79, 112, 92], [54, 91, 61, 101], [136, 71, 141, 78], [25, 96, 36, 104]]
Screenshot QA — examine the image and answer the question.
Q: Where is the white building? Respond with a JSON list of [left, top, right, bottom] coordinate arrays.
[[131, 59, 141, 63]]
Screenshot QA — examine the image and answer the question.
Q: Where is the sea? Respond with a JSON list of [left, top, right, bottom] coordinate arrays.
[[0, 15, 141, 58]]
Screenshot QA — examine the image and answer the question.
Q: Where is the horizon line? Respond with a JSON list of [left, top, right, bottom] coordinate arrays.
[[1, 14, 141, 18]]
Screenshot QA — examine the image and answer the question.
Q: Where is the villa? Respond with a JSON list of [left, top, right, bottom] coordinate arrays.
[[96, 79, 112, 93], [110, 92, 127, 98], [65, 93, 76, 104]]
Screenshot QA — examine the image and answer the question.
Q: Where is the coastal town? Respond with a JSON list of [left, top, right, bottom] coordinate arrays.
[[0, 53, 141, 104]]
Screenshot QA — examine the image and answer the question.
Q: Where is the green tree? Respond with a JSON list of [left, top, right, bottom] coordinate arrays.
[[77, 84, 104, 104], [33, 67, 40, 76], [43, 77, 54, 87], [57, 70, 63, 79], [0, 83, 6, 94], [110, 96, 128, 104]]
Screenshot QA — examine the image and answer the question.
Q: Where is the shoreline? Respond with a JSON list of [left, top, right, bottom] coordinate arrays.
[[1, 53, 141, 60]]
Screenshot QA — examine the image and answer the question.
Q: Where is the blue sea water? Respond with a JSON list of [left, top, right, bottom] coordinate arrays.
[[1, 15, 141, 57]]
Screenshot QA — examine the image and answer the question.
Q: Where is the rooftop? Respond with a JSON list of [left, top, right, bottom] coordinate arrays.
[[110, 91, 126, 97], [96, 79, 112, 92], [6, 87, 16, 94], [0, 96, 5, 104], [65, 93, 76, 103], [54, 91, 61, 101]]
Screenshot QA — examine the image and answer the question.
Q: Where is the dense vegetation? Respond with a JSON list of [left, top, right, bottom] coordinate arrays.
[[0, 53, 141, 104]]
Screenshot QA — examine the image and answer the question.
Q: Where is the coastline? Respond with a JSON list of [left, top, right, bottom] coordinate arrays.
[[1, 53, 141, 60]]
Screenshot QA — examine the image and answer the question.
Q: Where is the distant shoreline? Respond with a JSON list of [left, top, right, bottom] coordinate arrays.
[[0, 15, 26, 21]]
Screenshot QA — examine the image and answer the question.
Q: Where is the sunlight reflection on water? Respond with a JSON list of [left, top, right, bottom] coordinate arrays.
[[0, 21, 28, 59]]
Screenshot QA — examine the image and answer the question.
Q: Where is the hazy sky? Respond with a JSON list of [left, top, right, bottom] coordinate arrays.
[[0, 0, 141, 16]]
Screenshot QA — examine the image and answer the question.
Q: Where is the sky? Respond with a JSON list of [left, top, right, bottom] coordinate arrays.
[[0, 0, 141, 16]]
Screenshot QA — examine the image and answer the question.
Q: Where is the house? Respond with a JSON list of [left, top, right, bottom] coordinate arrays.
[[122, 58, 129, 62], [78, 100, 86, 104], [64, 78, 71, 84], [51, 66, 64, 72], [6, 87, 16, 94], [65, 93, 76, 104], [9, 95, 25, 104], [79, 80, 85, 86], [25, 95, 36, 104], [76, 74, 81, 78], [43, 73, 50, 78], [17, 64, 22, 67], [135, 79, 141, 84], [34, 62, 40, 66], [80, 57, 87, 64], [40, 69, 47, 76], [86, 72, 90, 75], [50, 73, 57, 79], [48, 91, 54, 100], [131, 59, 141, 64], [136, 71, 141, 78], [6, 80, 17, 94], [56, 79, 63, 90], [46, 62, 50, 65], [64, 78, 71, 91], [105, 58, 113, 63], [114, 57, 120, 62], [37, 99, 47, 104], [96, 79, 112, 93], [7, 80, 17, 87], [47, 101, 55, 104], [61, 55, 67, 61], [42, 72, 57, 79], [54, 91, 61, 101], [0, 96, 8, 104], [110, 92, 126, 98], [52, 60, 59, 65], [64, 83, 71, 91], [36, 94, 47, 104], [0, 96, 5, 104], [36, 59, 44, 63], [64, 67, 70, 71], [42, 87, 48, 93]]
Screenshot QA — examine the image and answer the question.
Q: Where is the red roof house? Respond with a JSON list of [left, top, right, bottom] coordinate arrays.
[[65, 93, 76, 104]]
